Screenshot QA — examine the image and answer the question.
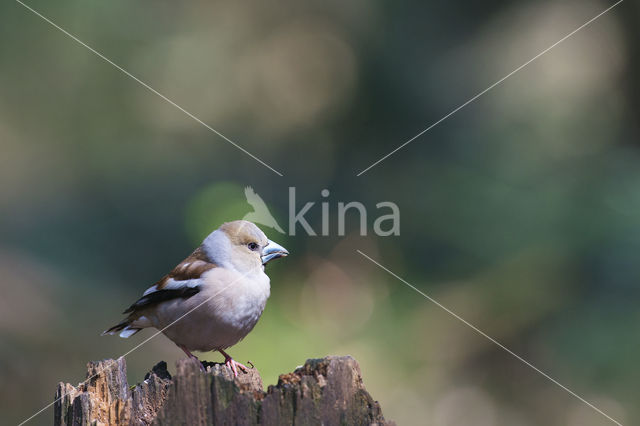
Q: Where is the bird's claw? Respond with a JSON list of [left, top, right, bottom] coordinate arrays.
[[224, 357, 248, 377], [179, 344, 206, 372]]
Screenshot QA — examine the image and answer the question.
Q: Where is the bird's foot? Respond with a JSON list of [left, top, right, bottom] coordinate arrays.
[[224, 357, 248, 377], [219, 349, 247, 377], [179, 345, 206, 372]]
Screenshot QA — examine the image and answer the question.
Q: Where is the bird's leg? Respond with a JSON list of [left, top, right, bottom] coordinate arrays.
[[178, 344, 205, 371], [218, 348, 248, 377]]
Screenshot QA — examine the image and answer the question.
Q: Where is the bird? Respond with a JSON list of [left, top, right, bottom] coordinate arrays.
[[242, 186, 285, 234], [103, 220, 289, 377]]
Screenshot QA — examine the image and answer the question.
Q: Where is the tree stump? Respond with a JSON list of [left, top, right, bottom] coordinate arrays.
[[54, 356, 393, 425]]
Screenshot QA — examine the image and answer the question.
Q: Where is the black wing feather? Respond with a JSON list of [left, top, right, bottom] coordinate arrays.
[[123, 287, 200, 314]]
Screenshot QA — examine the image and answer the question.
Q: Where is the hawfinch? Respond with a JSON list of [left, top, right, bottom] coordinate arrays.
[[104, 220, 289, 376]]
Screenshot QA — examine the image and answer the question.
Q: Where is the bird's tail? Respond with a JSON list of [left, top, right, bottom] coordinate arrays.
[[102, 318, 142, 338]]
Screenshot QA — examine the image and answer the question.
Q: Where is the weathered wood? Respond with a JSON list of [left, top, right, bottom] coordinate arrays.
[[54, 356, 393, 425]]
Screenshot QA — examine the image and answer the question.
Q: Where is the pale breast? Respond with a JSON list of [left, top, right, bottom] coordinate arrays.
[[150, 267, 271, 352]]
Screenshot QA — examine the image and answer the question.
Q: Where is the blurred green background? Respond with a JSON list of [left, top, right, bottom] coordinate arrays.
[[1, 0, 638, 425]]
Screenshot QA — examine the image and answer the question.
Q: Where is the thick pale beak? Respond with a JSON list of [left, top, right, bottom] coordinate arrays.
[[261, 239, 289, 265]]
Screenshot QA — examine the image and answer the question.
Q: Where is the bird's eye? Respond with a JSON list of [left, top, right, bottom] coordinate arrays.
[[248, 242, 259, 251]]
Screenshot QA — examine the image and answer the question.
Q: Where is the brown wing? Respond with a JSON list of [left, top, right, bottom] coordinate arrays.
[[153, 246, 217, 288], [123, 246, 217, 314]]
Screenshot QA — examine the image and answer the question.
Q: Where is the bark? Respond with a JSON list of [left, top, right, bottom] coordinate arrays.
[[54, 356, 393, 426]]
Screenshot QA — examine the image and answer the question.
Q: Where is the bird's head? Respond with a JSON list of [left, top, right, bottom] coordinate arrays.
[[204, 220, 288, 273]]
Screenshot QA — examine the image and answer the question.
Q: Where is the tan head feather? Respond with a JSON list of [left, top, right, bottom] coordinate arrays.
[[219, 220, 268, 247]]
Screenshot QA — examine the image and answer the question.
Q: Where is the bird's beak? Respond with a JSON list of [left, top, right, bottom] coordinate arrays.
[[261, 239, 289, 265]]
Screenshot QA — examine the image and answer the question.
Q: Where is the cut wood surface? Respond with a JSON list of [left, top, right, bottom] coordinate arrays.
[[54, 356, 393, 425]]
